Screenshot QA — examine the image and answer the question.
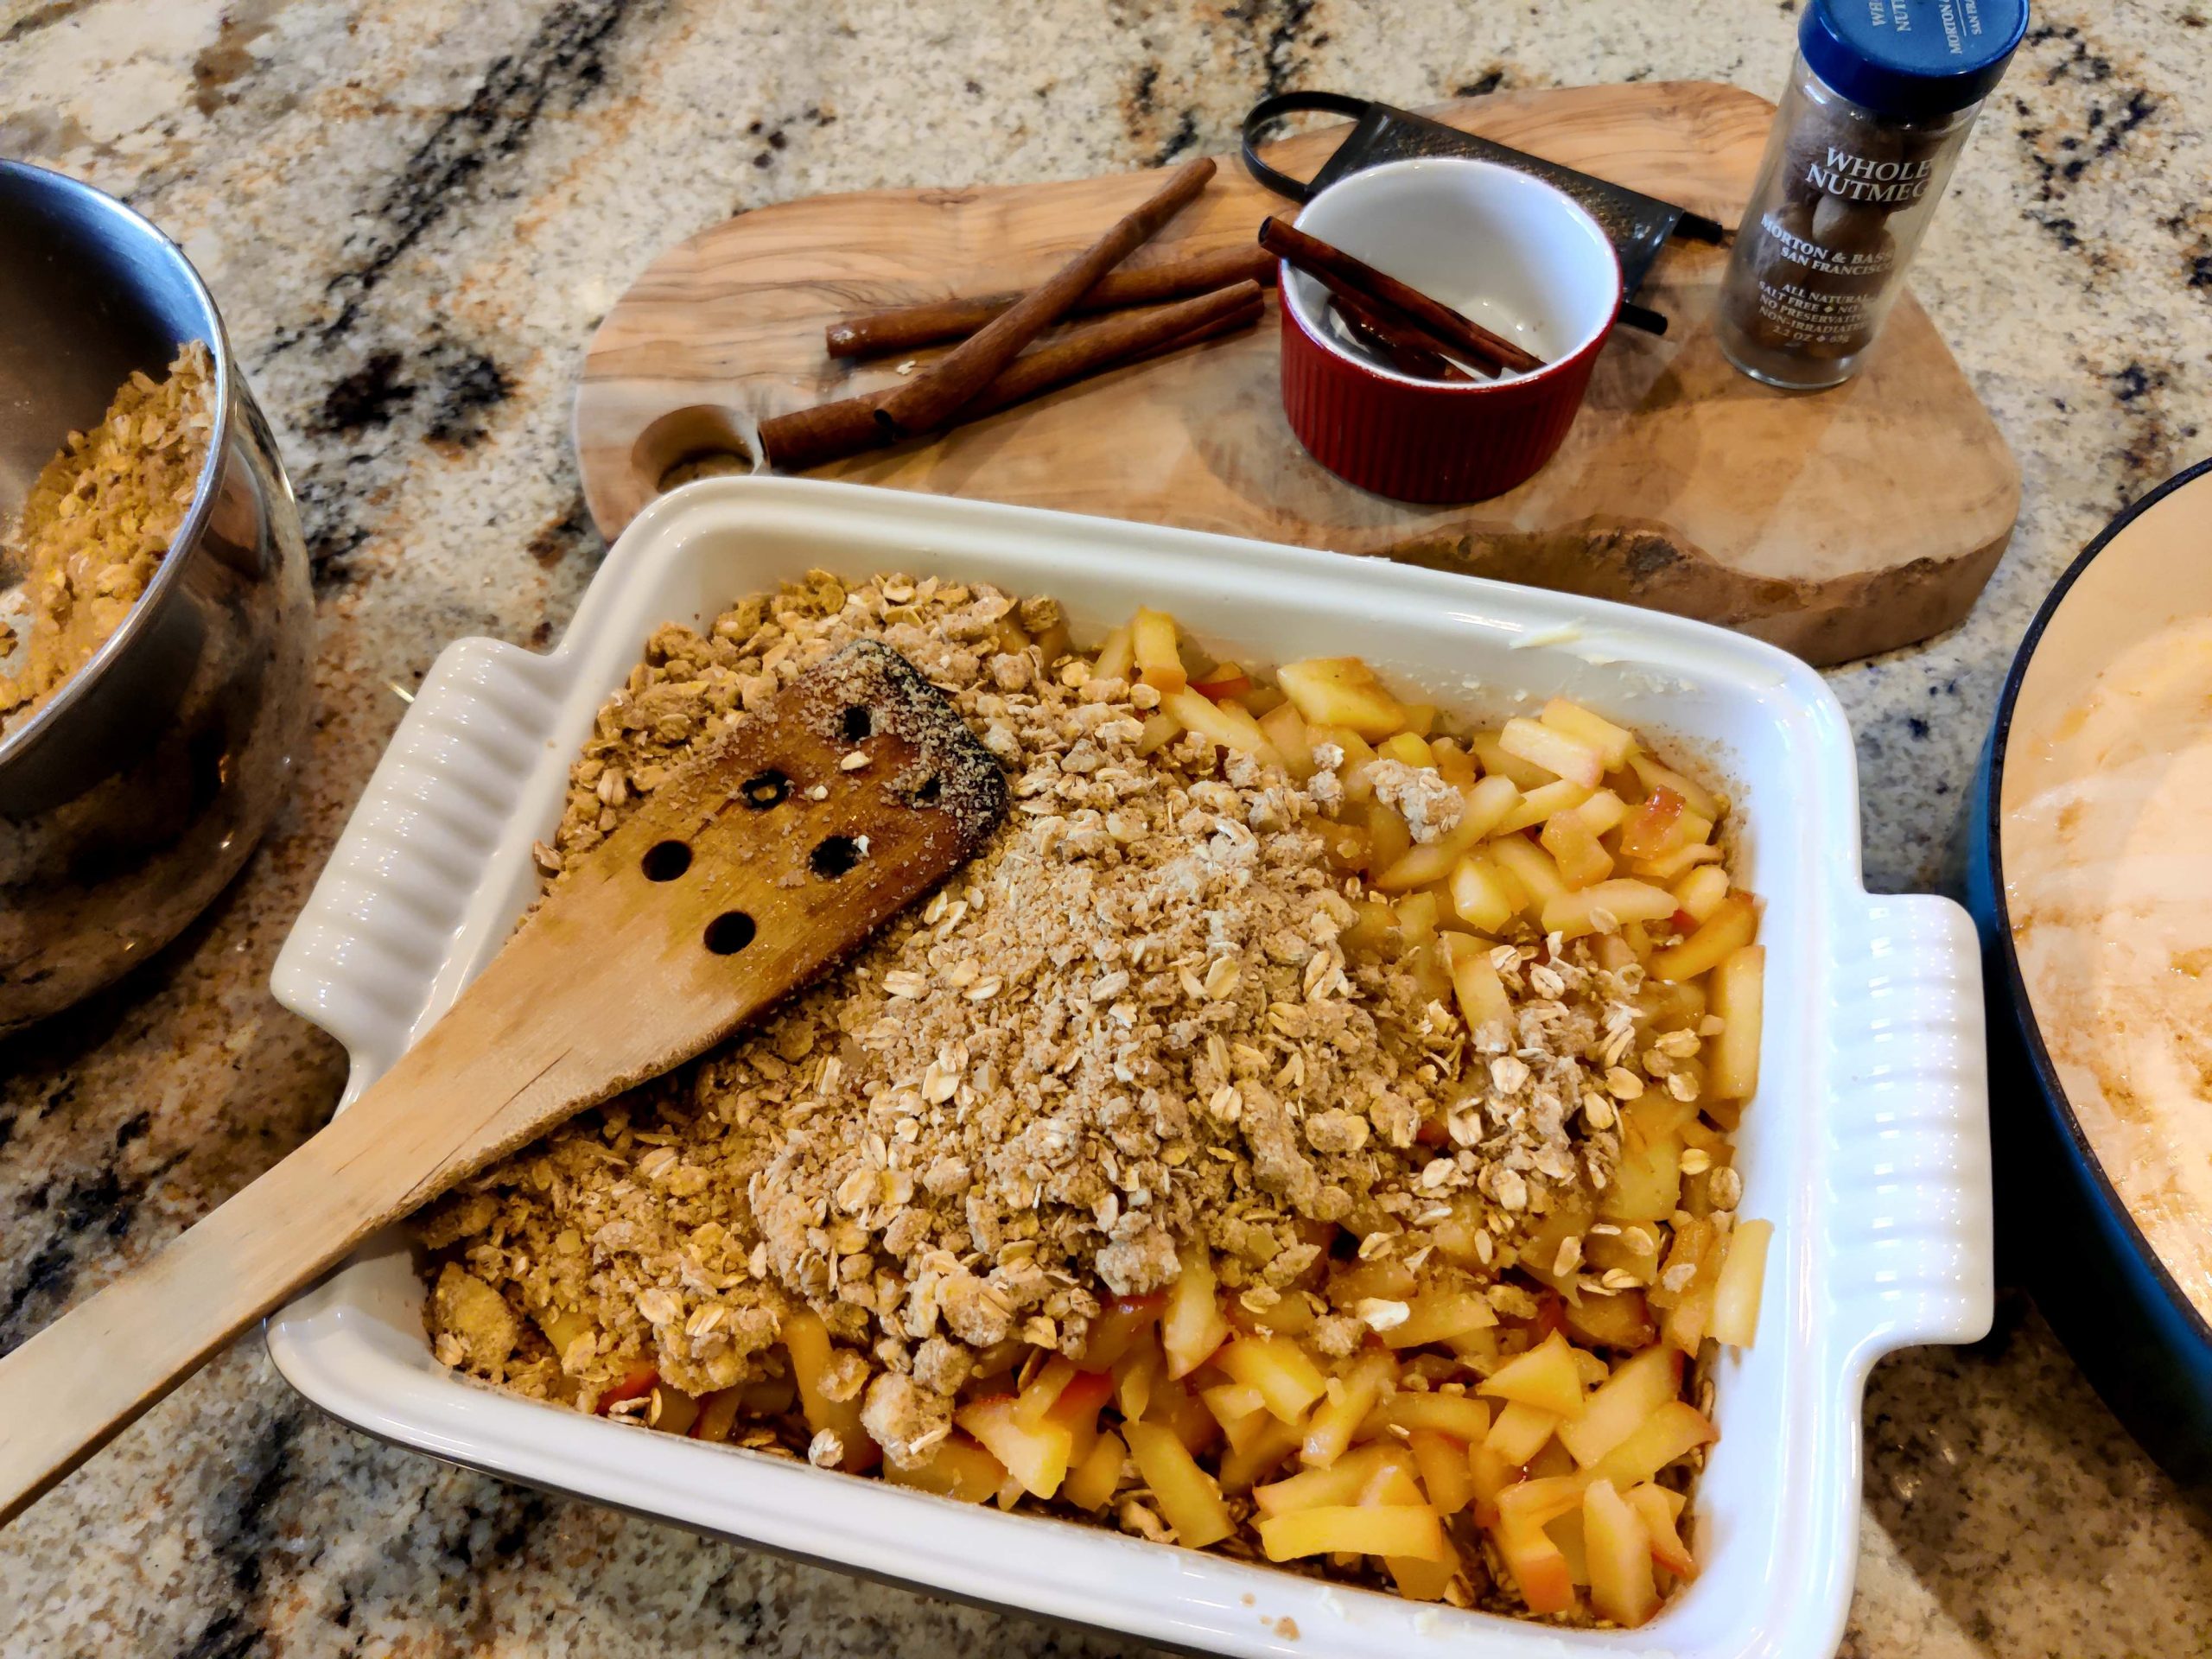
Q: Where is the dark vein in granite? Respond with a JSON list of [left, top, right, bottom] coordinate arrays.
[[0, 0, 97, 48], [306, 0, 656, 352]]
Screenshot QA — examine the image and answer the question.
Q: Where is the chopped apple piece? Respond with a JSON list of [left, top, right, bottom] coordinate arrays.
[[1625, 1482, 1698, 1578], [1573, 789, 1629, 836], [1710, 1218, 1773, 1349], [1378, 731, 1433, 767], [1449, 853, 1516, 933], [1484, 1397, 1564, 1466], [885, 1433, 1009, 1504], [957, 1395, 1072, 1499], [784, 1310, 880, 1472], [1135, 710, 1180, 756], [1541, 878, 1678, 940], [1708, 944, 1764, 1101], [1588, 1400, 1718, 1490], [1386, 1551, 1459, 1602], [1478, 1332, 1588, 1419], [1566, 1286, 1659, 1351], [1077, 1292, 1163, 1373], [1409, 1429, 1475, 1514], [1673, 864, 1731, 924], [1500, 716, 1605, 787], [1636, 838, 1724, 883], [595, 1360, 658, 1415], [1302, 1351, 1396, 1468], [690, 1387, 744, 1445], [1557, 1346, 1683, 1468], [1431, 736, 1478, 785], [1217, 1334, 1327, 1422], [1160, 685, 1267, 755], [1540, 809, 1614, 889], [1364, 798, 1414, 877], [1161, 1244, 1231, 1379], [1384, 1390, 1492, 1442], [1090, 625, 1135, 683], [1382, 1289, 1500, 1349], [1446, 937, 1513, 1039], [1277, 657, 1406, 739], [1541, 698, 1637, 768], [1014, 1355, 1080, 1428], [1493, 778, 1597, 836], [1492, 1517, 1576, 1615], [1468, 729, 1558, 791], [1217, 1413, 1306, 1494], [1130, 607, 1185, 692], [1061, 1427, 1127, 1512], [1399, 702, 1437, 736], [1466, 1440, 1521, 1526], [1255, 1442, 1411, 1514], [1257, 700, 1314, 779], [1490, 834, 1567, 911], [1629, 752, 1721, 821], [1189, 660, 1252, 702], [1260, 1503, 1448, 1563], [1648, 893, 1757, 982], [1618, 787, 1688, 861], [1122, 1420, 1235, 1548], [1584, 1478, 1661, 1627], [1114, 1339, 1160, 1422], [1203, 1382, 1268, 1436]]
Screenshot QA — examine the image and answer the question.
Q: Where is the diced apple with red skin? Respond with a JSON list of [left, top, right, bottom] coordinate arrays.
[[1557, 1345, 1683, 1468], [1478, 1331, 1589, 1420], [1131, 607, 1185, 693], [1618, 786, 1688, 861], [1500, 716, 1605, 787], [1277, 657, 1406, 740], [1161, 1245, 1230, 1380], [1190, 660, 1253, 703], [1493, 1517, 1576, 1615], [1584, 1478, 1661, 1626], [595, 1361, 658, 1415], [1625, 1482, 1698, 1578], [1124, 1420, 1236, 1548], [957, 1394, 1073, 1499]]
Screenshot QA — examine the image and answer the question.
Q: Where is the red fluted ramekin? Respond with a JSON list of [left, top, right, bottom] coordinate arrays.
[[1277, 157, 1623, 505]]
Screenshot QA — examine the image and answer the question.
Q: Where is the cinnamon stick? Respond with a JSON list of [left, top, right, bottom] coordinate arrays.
[[1258, 216, 1545, 377], [1327, 289, 1477, 383], [759, 280, 1264, 471], [825, 245, 1274, 359], [872, 157, 1217, 440]]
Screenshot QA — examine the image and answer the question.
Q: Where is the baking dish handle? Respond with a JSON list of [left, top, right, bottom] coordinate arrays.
[[1827, 891, 1995, 1361], [271, 637, 565, 1091]]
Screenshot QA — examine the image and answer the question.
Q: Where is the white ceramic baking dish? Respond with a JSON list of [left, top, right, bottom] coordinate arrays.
[[266, 475, 1991, 1658]]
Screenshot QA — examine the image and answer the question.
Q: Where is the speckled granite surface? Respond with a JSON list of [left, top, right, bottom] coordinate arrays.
[[3, 1, 2209, 1653]]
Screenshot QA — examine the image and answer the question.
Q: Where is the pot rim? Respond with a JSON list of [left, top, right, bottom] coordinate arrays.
[[0, 158, 237, 772], [1980, 454, 2212, 1354]]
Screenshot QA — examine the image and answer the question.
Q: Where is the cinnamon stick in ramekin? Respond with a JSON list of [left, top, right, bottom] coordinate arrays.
[[1259, 216, 1544, 378], [826, 245, 1275, 359], [871, 157, 1217, 441]]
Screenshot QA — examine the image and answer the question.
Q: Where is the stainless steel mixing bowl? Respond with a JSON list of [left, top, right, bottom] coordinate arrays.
[[0, 161, 314, 1031]]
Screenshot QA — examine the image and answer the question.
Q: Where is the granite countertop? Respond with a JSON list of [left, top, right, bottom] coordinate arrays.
[[3, 0, 2209, 1652]]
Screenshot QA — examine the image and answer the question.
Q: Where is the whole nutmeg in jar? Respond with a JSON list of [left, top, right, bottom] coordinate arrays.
[[1718, 0, 2029, 390]]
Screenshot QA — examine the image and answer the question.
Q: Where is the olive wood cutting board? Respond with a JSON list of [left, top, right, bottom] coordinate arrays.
[[574, 80, 2018, 667]]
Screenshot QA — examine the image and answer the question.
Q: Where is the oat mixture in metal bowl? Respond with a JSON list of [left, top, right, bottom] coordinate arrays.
[[0, 342, 213, 728], [419, 569, 1771, 1629]]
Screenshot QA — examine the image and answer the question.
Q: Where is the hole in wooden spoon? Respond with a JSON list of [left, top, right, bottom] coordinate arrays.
[[703, 911, 757, 954], [810, 836, 862, 878], [841, 704, 874, 743], [742, 769, 790, 809], [631, 404, 760, 497], [640, 840, 693, 881]]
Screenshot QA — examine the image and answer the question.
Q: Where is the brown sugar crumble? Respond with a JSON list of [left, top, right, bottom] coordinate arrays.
[[0, 342, 214, 728], [421, 569, 1767, 1625]]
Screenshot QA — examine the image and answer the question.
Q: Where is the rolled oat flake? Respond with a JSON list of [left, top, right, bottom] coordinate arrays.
[[1717, 0, 2028, 390]]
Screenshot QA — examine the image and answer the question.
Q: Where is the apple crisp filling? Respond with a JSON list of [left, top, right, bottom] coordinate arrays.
[[420, 569, 1770, 1627]]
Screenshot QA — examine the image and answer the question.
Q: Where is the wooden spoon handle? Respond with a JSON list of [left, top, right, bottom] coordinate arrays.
[[0, 1102, 404, 1525]]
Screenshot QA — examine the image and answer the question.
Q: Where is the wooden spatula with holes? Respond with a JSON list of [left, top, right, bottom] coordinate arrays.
[[0, 640, 1008, 1525]]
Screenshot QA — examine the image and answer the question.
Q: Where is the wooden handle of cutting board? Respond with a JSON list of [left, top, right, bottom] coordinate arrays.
[[0, 640, 1008, 1526]]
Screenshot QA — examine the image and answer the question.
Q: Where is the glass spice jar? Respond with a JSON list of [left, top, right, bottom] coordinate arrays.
[[1718, 0, 2029, 391]]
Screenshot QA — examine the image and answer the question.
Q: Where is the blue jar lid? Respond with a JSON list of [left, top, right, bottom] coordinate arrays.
[[1800, 0, 2030, 118]]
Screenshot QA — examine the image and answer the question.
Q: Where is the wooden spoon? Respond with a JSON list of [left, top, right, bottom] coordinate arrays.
[[0, 639, 1008, 1525]]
